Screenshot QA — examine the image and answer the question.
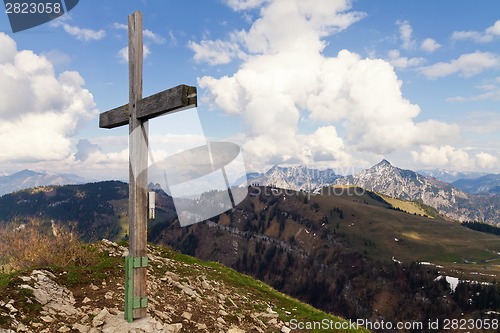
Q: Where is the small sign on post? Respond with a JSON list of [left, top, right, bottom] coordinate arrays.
[[148, 191, 155, 220]]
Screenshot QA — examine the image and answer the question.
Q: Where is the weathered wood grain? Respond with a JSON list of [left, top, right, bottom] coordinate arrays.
[[99, 84, 197, 129], [127, 11, 148, 320]]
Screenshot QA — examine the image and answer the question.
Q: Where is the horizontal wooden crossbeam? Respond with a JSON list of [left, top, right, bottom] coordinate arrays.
[[99, 84, 197, 129]]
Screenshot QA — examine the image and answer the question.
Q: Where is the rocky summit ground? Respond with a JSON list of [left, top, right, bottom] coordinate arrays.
[[0, 240, 360, 333]]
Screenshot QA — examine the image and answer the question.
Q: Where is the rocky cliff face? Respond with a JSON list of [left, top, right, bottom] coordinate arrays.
[[336, 160, 467, 204], [334, 160, 499, 223], [249, 165, 339, 191], [0, 240, 306, 333]]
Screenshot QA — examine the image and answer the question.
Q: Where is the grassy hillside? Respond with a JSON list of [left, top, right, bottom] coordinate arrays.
[[3, 181, 497, 280], [378, 193, 441, 218], [1, 182, 499, 327], [0, 222, 366, 333], [154, 186, 500, 324], [313, 186, 500, 281]]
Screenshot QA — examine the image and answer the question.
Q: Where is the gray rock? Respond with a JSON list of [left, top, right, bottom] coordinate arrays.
[[40, 315, 55, 323], [72, 323, 91, 333], [181, 311, 192, 320], [227, 327, 245, 333], [281, 326, 291, 333], [15, 323, 28, 332], [196, 323, 208, 330], [30, 270, 78, 316], [4, 303, 17, 313], [100, 313, 169, 333], [92, 308, 111, 327], [164, 323, 182, 333]]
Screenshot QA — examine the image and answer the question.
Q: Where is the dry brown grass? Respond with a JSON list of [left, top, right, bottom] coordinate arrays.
[[0, 219, 94, 272]]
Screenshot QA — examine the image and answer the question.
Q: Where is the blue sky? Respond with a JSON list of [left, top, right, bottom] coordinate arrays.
[[0, 0, 499, 180]]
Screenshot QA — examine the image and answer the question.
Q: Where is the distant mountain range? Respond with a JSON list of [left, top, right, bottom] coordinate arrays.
[[2, 163, 498, 224], [417, 169, 489, 183], [417, 168, 500, 194], [452, 174, 500, 194], [249, 160, 499, 224], [0, 169, 87, 196]]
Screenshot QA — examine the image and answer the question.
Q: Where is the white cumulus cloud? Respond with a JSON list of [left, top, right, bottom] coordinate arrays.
[[476, 152, 498, 169], [397, 20, 416, 50], [224, 0, 270, 11], [387, 49, 426, 69], [0, 33, 97, 162], [394, 21, 441, 53], [411, 145, 475, 170], [412, 146, 499, 171], [143, 29, 166, 44], [188, 38, 245, 65], [452, 20, 500, 43], [420, 52, 500, 79], [420, 38, 441, 52], [195, 0, 458, 167], [53, 21, 105, 41]]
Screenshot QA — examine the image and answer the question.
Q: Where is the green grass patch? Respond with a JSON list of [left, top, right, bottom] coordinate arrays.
[[0, 272, 16, 288], [0, 270, 42, 326], [56, 247, 122, 286]]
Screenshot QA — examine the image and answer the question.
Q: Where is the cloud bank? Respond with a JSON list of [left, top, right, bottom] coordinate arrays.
[[0, 33, 97, 162], [191, 0, 459, 169], [421, 52, 500, 79]]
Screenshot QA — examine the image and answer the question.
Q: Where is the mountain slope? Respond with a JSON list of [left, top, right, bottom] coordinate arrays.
[[335, 159, 466, 202], [1, 181, 499, 326], [153, 185, 500, 323], [0, 238, 363, 333], [0, 181, 130, 241], [0, 170, 87, 197]]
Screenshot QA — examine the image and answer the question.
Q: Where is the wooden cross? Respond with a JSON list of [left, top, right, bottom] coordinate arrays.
[[99, 11, 196, 322]]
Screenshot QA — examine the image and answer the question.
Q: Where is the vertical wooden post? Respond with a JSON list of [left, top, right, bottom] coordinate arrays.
[[98, 11, 197, 324], [126, 10, 148, 321]]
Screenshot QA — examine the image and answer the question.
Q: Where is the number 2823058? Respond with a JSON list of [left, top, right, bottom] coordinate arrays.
[[5, 2, 62, 14]]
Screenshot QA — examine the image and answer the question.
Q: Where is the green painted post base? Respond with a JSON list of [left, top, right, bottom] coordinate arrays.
[[124, 255, 149, 322], [124, 256, 134, 322]]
